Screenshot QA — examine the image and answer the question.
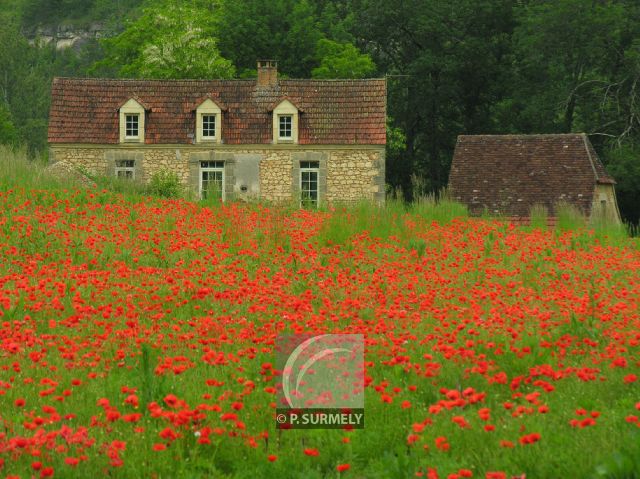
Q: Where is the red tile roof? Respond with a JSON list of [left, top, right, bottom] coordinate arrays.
[[48, 77, 386, 145], [448, 134, 616, 217]]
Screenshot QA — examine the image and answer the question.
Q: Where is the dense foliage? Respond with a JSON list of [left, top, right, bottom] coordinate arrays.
[[1, 0, 640, 223]]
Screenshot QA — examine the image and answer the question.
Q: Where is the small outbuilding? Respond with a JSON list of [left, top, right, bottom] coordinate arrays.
[[447, 134, 621, 224]]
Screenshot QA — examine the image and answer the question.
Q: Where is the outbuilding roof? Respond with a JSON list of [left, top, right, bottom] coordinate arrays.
[[48, 77, 386, 145], [448, 134, 615, 217]]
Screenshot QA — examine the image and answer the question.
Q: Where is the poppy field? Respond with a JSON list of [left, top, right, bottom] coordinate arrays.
[[0, 173, 639, 478]]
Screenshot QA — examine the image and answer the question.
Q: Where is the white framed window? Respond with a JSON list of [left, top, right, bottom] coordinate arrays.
[[195, 99, 223, 143], [272, 99, 299, 144], [202, 115, 216, 138], [125, 115, 139, 139], [279, 115, 292, 140], [119, 98, 146, 143], [200, 160, 225, 200], [116, 159, 135, 179], [300, 160, 319, 208]]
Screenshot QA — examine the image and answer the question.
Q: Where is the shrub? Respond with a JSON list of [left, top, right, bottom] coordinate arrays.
[[147, 170, 182, 198]]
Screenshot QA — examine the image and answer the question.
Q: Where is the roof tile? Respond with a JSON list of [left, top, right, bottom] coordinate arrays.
[[49, 77, 387, 145], [448, 134, 615, 217]]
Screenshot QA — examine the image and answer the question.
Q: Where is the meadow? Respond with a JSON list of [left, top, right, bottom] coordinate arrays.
[[0, 148, 639, 478]]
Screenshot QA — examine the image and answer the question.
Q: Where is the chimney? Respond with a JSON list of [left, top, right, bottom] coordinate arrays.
[[257, 60, 278, 87]]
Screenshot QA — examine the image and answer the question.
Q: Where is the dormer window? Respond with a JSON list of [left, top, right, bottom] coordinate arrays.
[[202, 115, 216, 138], [271, 99, 301, 144], [125, 115, 139, 139], [119, 98, 146, 143], [279, 115, 292, 140], [195, 98, 224, 143]]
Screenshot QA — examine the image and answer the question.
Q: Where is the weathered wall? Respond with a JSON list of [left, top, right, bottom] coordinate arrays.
[[49, 146, 385, 204], [327, 150, 385, 204], [260, 151, 294, 203], [590, 184, 622, 225]]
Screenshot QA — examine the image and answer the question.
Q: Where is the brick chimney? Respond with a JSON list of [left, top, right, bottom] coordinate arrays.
[[257, 60, 278, 87]]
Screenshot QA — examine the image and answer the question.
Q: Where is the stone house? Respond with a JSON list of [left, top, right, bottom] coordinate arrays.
[[47, 61, 386, 206], [448, 134, 621, 224]]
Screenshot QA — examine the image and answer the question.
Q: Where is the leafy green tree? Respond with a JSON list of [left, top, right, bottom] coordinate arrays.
[[0, 21, 50, 151], [94, 0, 235, 79], [0, 104, 18, 145], [312, 39, 375, 79], [218, 0, 322, 77], [506, 0, 627, 134]]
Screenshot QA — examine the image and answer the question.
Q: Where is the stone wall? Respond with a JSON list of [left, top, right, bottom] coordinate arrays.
[[260, 151, 294, 203], [49, 146, 385, 204], [327, 151, 384, 203], [49, 148, 104, 176]]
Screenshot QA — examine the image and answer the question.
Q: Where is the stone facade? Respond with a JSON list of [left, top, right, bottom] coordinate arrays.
[[49, 146, 385, 205], [327, 151, 385, 203], [261, 151, 294, 203]]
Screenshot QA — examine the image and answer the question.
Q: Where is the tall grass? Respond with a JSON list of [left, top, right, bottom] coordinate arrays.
[[529, 203, 549, 230], [555, 201, 587, 231], [0, 145, 68, 190], [411, 188, 468, 224], [317, 198, 408, 247], [316, 190, 469, 248]]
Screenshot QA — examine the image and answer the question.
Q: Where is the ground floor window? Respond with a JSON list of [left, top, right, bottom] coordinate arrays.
[[200, 160, 225, 200], [300, 160, 319, 207], [115, 159, 135, 179]]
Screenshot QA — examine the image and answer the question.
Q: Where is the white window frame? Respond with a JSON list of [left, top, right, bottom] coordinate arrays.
[[196, 99, 222, 143], [115, 159, 135, 180], [272, 100, 299, 144], [125, 115, 139, 139], [119, 98, 146, 143], [202, 115, 216, 139], [279, 115, 292, 140], [199, 160, 225, 201], [300, 160, 320, 208]]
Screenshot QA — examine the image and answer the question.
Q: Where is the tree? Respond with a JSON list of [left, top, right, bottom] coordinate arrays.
[[218, 0, 323, 77], [0, 21, 52, 152], [312, 39, 375, 79], [0, 104, 18, 145], [94, 0, 235, 79], [506, 0, 627, 134]]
